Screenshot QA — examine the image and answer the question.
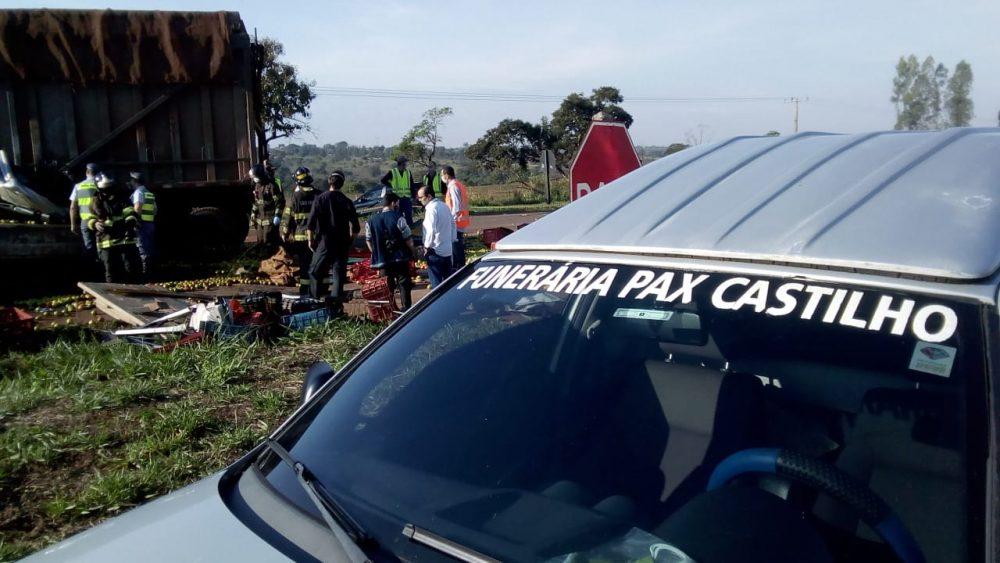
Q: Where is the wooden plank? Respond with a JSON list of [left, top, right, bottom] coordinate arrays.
[[62, 85, 78, 158], [232, 85, 245, 177], [167, 102, 184, 179], [4, 87, 21, 165], [62, 85, 182, 172], [200, 86, 216, 181], [78, 281, 191, 326], [25, 85, 42, 166]]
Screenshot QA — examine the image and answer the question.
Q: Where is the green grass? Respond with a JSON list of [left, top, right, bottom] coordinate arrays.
[[0, 318, 382, 561], [470, 202, 567, 215]]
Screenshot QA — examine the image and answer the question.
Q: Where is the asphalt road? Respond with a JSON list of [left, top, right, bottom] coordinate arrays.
[[467, 212, 549, 233]]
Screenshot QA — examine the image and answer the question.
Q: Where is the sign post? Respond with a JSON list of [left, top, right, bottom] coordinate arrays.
[[569, 114, 641, 201]]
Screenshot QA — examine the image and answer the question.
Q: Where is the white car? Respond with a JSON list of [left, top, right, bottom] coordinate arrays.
[[27, 128, 1000, 563]]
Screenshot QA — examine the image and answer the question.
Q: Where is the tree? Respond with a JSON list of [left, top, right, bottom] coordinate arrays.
[[945, 60, 974, 127], [665, 143, 690, 155], [465, 119, 545, 189], [257, 38, 316, 143], [891, 55, 975, 130], [550, 87, 633, 172], [392, 107, 453, 168]]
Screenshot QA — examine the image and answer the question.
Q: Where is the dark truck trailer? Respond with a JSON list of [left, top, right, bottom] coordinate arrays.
[[0, 9, 263, 264]]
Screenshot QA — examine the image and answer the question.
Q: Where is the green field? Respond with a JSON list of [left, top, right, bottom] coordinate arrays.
[[0, 321, 382, 561]]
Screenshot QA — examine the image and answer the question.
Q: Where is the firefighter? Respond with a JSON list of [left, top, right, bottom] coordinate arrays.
[[128, 171, 156, 279], [282, 166, 320, 295], [380, 155, 415, 226], [250, 163, 284, 252], [89, 175, 139, 283]]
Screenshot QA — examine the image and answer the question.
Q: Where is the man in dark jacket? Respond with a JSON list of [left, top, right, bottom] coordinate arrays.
[[306, 170, 360, 311], [365, 192, 415, 311]]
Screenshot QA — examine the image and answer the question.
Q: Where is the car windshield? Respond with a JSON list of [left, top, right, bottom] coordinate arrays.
[[265, 260, 986, 563]]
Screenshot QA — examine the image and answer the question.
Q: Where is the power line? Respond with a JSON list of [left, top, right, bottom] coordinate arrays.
[[311, 86, 790, 104]]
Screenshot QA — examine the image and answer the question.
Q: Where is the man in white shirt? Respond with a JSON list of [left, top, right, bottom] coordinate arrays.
[[417, 185, 455, 288]]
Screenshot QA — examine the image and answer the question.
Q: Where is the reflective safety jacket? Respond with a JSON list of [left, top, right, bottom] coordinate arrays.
[[133, 186, 157, 223], [75, 180, 98, 223], [444, 179, 470, 231], [423, 173, 442, 194], [282, 186, 318, 242], [89, 189, 138, 249], [389, 168, 411, 193]]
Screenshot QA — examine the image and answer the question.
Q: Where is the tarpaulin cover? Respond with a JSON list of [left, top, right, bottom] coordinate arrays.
[[0, 10, 245, 84]]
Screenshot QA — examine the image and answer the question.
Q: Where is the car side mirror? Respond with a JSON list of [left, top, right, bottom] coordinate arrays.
[[301, 361, 335, 404]]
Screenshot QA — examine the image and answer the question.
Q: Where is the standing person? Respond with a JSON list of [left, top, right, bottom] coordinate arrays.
[[365, 192, 415, 311], [422, 163, 443, 195], [69, 163, 100, 262], [441, 165, 470, 268], [128, 171, 157, 279], [89, 175, 139, 283], [249, 163, 284, 252], [380, 155, 415, 225], [282, 167, 320, 295], [306, 170, 360, 313], [416, 185, 455, 288]]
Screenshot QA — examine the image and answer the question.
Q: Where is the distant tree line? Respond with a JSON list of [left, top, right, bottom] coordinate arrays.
[[891, 55, 974, 130]]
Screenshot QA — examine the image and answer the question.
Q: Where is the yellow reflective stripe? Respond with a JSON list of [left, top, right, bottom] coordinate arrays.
[[293, 233, 308, 241], [294, 213, 308, 220], [141, 214, 155, 221]]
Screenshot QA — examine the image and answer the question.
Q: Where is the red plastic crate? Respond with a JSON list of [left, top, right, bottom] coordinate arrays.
[[367, 303, 395, 323], [361, 277, 391, 301]]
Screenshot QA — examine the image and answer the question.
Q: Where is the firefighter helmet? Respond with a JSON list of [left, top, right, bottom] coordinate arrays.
[[294, 166, 313, 186]]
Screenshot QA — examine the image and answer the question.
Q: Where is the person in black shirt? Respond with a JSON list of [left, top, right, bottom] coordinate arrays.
[[306, 171, 360, 311]]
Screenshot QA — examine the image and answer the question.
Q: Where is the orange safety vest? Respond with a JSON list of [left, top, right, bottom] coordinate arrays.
[[445, 180, 470, 230]]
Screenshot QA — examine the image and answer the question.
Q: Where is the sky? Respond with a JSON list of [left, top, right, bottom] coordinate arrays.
[[13, 0, 1000, 147]]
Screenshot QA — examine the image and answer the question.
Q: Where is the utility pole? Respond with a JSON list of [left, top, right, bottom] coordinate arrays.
[[785, 97, 809, 133], [543, 148, 552, 204]]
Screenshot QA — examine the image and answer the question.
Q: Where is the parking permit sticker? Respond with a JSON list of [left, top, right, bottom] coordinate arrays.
[[908, 342, 957, 377], [614, 308, 674, 321]]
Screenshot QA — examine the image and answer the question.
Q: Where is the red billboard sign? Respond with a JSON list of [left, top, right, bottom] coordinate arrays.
[[569, 120, 641, 201]]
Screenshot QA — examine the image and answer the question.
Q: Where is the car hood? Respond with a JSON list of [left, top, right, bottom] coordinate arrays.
[[22, 472, 288, 562]]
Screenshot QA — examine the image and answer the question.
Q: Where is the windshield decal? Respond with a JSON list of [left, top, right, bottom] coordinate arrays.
[[909, 342, 957, 377], [464, 265, 959, 343]]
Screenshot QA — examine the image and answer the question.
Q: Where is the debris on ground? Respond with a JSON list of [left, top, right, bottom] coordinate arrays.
[[259, 247, 299, 286]]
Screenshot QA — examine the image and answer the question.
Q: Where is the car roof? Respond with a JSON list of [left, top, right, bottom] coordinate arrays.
[[497, 128, 1000, 282]]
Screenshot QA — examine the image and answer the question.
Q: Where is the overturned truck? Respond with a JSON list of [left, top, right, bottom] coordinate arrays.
[[0, 9, 263, 264]]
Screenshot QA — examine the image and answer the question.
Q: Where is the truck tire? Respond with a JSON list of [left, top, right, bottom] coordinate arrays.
[[188, 206, 246, 255]]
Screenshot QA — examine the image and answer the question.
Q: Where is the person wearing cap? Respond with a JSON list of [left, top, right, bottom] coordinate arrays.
[[380, 155, 415, 226], [128, 171, 157, 279], [89, 175, 139, 283], [306, 170, 360, 312], [249, 163, 284, 252], [69, 163, 101, 262]]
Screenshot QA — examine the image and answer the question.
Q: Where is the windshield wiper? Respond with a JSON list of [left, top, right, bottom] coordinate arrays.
[[402, 523, 499, 563], [263, 439, 375, 550]]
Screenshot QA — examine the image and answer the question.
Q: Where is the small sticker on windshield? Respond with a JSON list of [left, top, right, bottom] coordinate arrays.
[[908, 342, 957, 377], [613, 308, 674, 321]]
